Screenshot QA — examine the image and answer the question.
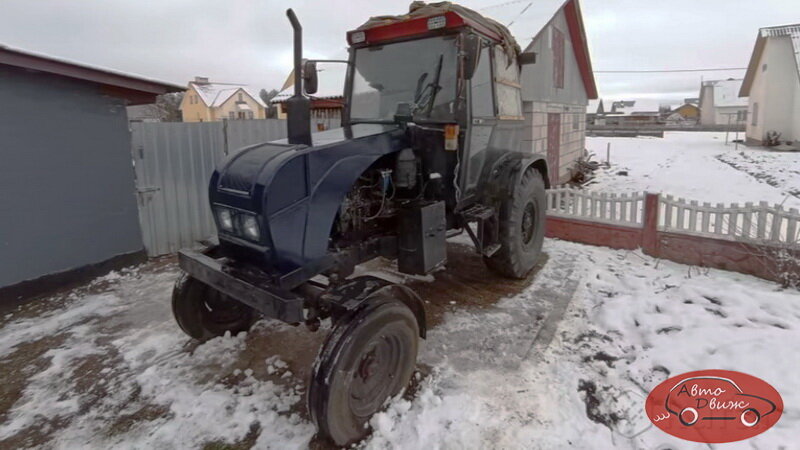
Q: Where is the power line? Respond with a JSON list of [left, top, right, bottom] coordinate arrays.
[[595, 67, 747, 74], [478, 0, 529, 11], [507, 2, 533, 27]]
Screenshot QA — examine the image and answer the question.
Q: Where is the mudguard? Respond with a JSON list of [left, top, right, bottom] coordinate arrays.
[[478, 151, 549, 203], [209, 124, 408, 277]]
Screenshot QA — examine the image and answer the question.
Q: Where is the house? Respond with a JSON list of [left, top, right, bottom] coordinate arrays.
[[586, 99, 604, 124], [180, 77, 267, 122], [698, 78, 748, 126], [0, 44, 181, 301], [664, 102, 700, 126], [739, 24, 800, 147], [670, 103, 700, 120], [272, 63, 346, 131], [598, 99, 661, 126], [519, 0, 598, 185]]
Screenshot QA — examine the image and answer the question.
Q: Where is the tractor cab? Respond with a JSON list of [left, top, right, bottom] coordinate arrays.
[[301, 9, 537, 207]]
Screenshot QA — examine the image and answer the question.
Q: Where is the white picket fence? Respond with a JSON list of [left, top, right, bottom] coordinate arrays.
[[546, 188, 645, 226], [660, 195, 800, 246], [546, 188, 800, 247]]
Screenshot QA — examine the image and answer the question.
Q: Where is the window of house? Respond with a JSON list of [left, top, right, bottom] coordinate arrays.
[[552, 27, 565, 89], [493, 45, 522, 118], [247, 111, 254, 119], [573, 113, 581, 130], [238, 93, 243, 102], [751, 103, 758, 126], [229, 111, 236, 119]]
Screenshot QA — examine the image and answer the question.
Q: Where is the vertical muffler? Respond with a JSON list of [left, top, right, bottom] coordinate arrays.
[[286, 9, 312, 146]]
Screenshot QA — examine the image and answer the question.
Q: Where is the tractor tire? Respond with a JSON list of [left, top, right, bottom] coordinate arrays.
[[484, 168, 546, 279], [171, 273, 257, 342], [309, 296, 419, 446]]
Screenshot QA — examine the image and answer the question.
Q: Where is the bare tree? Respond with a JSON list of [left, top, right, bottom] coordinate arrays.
[[147, 92, 184, 122], [260, 88, 280, 118]]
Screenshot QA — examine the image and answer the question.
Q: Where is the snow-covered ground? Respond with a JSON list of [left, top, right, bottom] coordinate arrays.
[[1, 239, 798, 449], [585, 132, 800, 210]]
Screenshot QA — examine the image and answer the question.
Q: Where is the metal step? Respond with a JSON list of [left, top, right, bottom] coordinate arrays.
[[483, 243, 501, 257], [461, 204, 495, 221]]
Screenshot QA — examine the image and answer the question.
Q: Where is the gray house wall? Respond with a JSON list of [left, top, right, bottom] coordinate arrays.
[[0, 65, 144, 290], [520, 10, 589, 185]]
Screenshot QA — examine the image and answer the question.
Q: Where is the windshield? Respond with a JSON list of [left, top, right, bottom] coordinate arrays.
[[350, 36, 458, 123]]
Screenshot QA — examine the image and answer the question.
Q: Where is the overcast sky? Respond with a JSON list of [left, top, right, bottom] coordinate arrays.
[[1, 0, 797, 105]]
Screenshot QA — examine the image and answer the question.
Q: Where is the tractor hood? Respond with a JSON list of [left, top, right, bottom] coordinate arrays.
[[209, 124, 408, 279]]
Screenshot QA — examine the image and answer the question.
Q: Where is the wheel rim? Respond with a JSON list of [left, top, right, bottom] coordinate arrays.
[[202, 290, 249, 325], [521, 201, 536, 246], [741, 408, 760, 427], [680, 407, 698, 426], [348, 332, 405, 419]]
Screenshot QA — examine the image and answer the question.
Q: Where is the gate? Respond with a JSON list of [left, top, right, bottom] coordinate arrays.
[[131, 119, 288, 256]]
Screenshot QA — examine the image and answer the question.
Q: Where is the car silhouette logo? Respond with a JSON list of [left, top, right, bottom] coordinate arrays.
[[665, 376, 777, 427], [646, 370, 783, 443]]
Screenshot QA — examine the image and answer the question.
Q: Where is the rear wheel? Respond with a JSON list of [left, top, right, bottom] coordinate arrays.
[[484, 168, 546, 278], [309, 296, 419, 446], [171, 273, 257, 341]]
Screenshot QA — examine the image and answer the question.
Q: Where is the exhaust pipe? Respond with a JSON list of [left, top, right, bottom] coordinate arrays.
[[286, 9, 311, 146]]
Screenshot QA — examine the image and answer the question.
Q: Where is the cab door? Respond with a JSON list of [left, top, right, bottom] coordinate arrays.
[[460, 43, 524, 203], [460, 43, 495, 202]]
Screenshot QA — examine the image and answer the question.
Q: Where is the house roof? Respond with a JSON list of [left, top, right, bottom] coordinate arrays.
[[520, 0, 597, 99], [272, 63, 347, 103], [0, 44, 182, 105], [587, 99, 602, 114], [701, 79, 747, 107], [189, 82, 267, 108], [740, 23, 800, 96]]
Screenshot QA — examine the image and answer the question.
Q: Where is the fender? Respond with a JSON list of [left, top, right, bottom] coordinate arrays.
[[321, 275, 427, 338], [480, 152, 549, 203], [210, 124, 408, 275]]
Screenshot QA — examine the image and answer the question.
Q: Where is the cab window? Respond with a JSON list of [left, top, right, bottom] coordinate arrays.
[[493, 46, 522, 118], [470, 44, 494, 117]]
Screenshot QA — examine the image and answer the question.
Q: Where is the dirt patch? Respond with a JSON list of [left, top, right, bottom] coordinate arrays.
[[405, 242, 548, 327], [577, 380, 620, 430]]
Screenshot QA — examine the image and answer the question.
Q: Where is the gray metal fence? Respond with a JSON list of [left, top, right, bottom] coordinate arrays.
[[131, 119, 288, 256]]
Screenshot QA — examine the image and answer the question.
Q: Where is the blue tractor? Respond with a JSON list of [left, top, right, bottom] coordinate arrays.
[[172, 4, 548, 445]]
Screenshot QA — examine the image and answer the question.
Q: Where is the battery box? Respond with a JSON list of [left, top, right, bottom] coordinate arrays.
[[397, 201, 447, 275]]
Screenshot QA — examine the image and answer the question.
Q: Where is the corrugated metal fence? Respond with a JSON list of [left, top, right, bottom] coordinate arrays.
[[131, 119, 288, 256]]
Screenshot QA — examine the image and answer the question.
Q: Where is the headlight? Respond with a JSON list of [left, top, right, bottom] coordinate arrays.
[[241, 214, 260, 241], [217, 208, 234, 231]]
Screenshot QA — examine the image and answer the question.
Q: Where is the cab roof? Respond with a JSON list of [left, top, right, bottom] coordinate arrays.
[[350, 2, 520, 55]]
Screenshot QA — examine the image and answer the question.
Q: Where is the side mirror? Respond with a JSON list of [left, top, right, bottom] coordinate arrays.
[[462, 34, 482, 80], [518, 51, 536, 65], [302, 60, 318, 95]]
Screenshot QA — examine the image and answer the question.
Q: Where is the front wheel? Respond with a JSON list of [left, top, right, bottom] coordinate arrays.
[[484, 168, 546, 278], [171, 273, 257, 341], [309, 296, 419, 446]]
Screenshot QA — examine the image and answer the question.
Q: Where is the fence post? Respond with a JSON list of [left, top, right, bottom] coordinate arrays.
[[222, 118, 229, 155], [642, 192, 660, 256]]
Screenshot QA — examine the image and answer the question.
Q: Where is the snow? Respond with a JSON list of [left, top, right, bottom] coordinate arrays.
[[192, 82, 267, 107], [364, 241, 800, 449], [585, 132, 800, 210], [1, 237, 798, 448]]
